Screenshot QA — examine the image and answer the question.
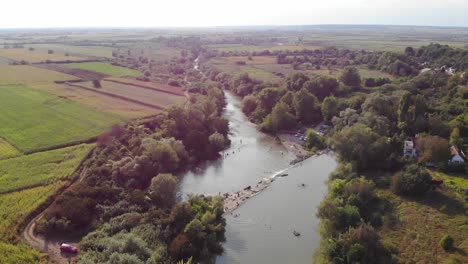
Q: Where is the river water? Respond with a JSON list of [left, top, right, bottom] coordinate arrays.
[[179, 92, 337, 264]]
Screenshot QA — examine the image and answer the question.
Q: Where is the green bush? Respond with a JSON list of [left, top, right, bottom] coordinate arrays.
[[305, 129, 326, 150], [392, 165, 432, 196], [439, 234, 454, 251]]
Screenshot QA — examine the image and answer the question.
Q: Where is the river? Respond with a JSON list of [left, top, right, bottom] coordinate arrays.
[[179, 65, 337, 263]]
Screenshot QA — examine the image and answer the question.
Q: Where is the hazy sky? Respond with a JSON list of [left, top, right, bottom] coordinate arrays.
[[1, 0, 467, 28]]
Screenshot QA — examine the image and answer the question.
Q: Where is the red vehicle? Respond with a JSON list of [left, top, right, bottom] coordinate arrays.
[[60, 243, 78, 254]]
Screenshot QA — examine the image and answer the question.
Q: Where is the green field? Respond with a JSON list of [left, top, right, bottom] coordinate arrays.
[[0, 139, 21, 160], [0, 65, 79, 86], [0, 48, 86, 63], [64, 62, 141, 77], [0, 241, 41, 264], [0, 184, 60, 262], [0, 144, 93, 194], [0, 85, 122, 152], [27, 44, 115, 58]]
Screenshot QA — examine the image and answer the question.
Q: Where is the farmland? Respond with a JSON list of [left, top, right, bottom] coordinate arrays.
[[0, 65, 79, 86], [0, 85, 122, 153], [0, 184, 61, 259], [105, 77, 185, 96], [76, 80, 185, 109], [64, 62, 142, 77], [32, 83, 161, 119], [0, 48, 87, 63], [0, 139, 21, 160], [27, 44, 114, 58], [0, 144, 93, 194]]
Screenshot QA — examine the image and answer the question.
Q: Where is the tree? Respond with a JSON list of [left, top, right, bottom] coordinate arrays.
[[416, 135, 450, 164], [392, 165, 432, 196], [293, 88, 321, 124], [303, 76, 339, 100], [261, 101, 297, 133], [331, 123, 390, 170], [149, 174, 178, 207], [305, 130, 326, 150], [48, 49, 54, 54], [144, 141, 180, 172], [286, 72, 309, 91], [340, 66, 361, 87], [241, 95, 257, 115], [257, 87, 285, 113], [92, 79, 102, 88], [321, 96, 341, 122], [208, 132, 225, 154], [405, 46, 415, 56]]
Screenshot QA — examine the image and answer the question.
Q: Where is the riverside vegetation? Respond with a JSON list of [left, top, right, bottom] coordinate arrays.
[[0, 26, 467, 263]]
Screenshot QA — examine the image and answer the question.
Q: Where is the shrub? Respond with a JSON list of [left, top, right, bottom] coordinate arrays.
[[305, 129, 326, 150], [392, 165, 432, 196], [439, 234, 454, 250], [92, 79, 102, 88]]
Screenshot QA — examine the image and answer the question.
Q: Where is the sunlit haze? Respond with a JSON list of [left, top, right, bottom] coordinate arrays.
[[1, 0, 468, 28]]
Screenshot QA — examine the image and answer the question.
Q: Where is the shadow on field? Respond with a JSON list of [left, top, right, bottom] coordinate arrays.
[[417, 190, 465, 216]]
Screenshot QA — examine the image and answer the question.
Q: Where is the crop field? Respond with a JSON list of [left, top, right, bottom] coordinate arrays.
[[0, 65, 79, 86], [0, 139, 21, 160], [0, 144, 93, 194], [0, 85, 122, 153], [0, 241, 41, 264], [32, 83, 160, 119], [105, 77, 185, 96], [64, 62, 142, 77], [0, 48, 87, 63], [27, 44, 115, 58], [0, 184, 60, 246], [207, 44, 322, 52], [77, 80, 186, 109]]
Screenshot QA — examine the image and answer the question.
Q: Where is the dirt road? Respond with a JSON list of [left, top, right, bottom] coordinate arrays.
[[23, 168, 89, 264]]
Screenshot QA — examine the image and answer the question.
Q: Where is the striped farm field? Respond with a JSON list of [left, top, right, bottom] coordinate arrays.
[[0, 139, 21, 160], [105, 77, 185, 96], [0, 65, 79, 86], [0, 48, 87, 63], [64, 62, 141, 77], [0, 144, 93, 194], [0, 85, 122, 153], [76, 80, 186, 109], [32, 83, 161, 119]]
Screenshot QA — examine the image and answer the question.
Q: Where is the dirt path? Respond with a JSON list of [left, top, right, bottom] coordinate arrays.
[[23, 168, 88, 264]]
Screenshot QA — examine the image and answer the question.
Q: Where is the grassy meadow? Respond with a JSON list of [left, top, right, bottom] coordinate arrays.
[[0, 65, 79, 86], [0, 85, 122, 153], [0, 48, 86, 63], [0, 144, 93, 194], [64, 62, 141, 77], [0, 139, 21, 160], [379, 187, 467, 263]]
